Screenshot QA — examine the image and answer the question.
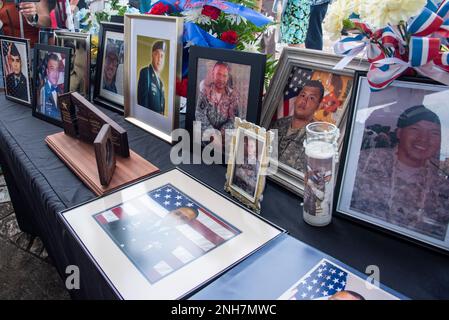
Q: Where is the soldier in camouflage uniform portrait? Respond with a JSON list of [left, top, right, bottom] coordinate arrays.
[[232, 135, 261, 198], [195, 61, 242, 149], [270, 80, 325, 172], [351, 105, 449, 240]]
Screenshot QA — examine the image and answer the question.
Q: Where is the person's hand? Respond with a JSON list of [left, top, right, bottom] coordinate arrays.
[[19, 2, 38, 20]]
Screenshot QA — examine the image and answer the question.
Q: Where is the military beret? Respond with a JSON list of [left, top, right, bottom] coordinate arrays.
[[397, 105, 441, 128], [152, 41, 166, 52]]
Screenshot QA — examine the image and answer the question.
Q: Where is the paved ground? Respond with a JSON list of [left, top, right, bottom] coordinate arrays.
[[0, 167, 70, 300]]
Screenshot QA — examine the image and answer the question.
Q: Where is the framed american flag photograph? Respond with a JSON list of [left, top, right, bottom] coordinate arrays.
[[59, 168, 282, 299], [261, 48, 369, 196]]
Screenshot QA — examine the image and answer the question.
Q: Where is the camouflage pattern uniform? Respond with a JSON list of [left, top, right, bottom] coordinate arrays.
[[233, 163, 259, 197], [195, 83, 241, 137], [271, 116, 307, 171], [351, 147, 449, 240]]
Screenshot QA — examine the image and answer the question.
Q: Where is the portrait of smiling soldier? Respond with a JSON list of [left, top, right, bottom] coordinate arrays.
[[351, 105, 449, 240]]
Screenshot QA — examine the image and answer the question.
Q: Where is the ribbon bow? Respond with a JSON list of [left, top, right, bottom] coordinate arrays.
[[368, 0, 449, 90]]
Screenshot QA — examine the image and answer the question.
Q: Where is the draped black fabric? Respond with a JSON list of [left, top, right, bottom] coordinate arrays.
[[1, 95, 448, 299]]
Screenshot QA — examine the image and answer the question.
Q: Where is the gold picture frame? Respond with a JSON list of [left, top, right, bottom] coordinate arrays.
[[124, 14, 183, 143], [225, 118, 274, 213]]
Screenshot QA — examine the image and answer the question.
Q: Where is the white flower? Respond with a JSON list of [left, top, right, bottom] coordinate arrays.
[[242, 41, 260, 53], [360, 0, 426, 29], [103, 2, 119, 16], [225, 14, 247, 25], [324, 0, 351, 40], [182, 8, 212, 25]]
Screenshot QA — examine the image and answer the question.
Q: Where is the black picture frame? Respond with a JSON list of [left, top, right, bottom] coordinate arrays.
[[0, 35, 33, 107], [32, 44, 71, 127], [334, 70, 449, 254], [185, 46, 266, 155], [93, 22, 125, 114]]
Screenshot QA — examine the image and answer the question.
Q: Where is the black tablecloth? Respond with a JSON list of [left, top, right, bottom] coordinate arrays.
[[1, 95, 448, 299]]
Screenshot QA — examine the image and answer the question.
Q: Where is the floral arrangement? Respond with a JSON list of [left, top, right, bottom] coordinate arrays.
[[325, 0, 449, 90], [144, 0, 277, 96]]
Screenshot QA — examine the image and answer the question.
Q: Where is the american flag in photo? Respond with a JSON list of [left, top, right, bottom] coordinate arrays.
[[147, 184, 241, 249], [288, 259, 349, 300], [93, 184, 240, 284], [275, 67, 313, 120]]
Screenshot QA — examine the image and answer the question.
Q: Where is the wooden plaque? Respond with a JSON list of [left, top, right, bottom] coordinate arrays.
[[94, 124, 116, 186], [59, 92, 78, 138], [57, 92, 130, 158], [46, 132, 159, 196]]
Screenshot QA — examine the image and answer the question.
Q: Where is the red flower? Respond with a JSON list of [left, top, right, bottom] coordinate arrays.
[[201, 5, 221, 20], [148, 3, 170, 15], [220, 30, 238, 45], [176, 78, 188, 98]]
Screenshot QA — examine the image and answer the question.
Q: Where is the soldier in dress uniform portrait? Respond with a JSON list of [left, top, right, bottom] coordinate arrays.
[[351, 105, 449, 240], [270, 79, 325, 172], [137, 40, 166, 114], [4, 42, 29, 102]]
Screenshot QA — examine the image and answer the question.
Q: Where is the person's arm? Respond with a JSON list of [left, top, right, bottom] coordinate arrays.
[[19, 1, 52, 28]]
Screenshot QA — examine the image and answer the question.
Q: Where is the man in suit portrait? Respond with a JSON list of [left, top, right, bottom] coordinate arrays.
[[137, 40, 166, 114], [39, 53, 63, 120], [5, 43, 29, 102]]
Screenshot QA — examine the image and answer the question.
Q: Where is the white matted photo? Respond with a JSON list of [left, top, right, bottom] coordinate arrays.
[[59, 169, 282, 299], [337, 74, 449, 252], [124, 14, 183, 143]]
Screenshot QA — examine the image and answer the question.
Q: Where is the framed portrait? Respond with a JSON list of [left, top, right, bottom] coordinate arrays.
[[186, 46, 267, 155], [53, 31, 91, 99], [225, 118, 273, 213], [278, 258, 400, 300], [261, 48, 369, 196], [93, 22, 125, 114], [0, 36, 32, 106], [32, 44, 71, 127], [124, 14, 183, 144], [335, 72, 449, 252], [38, 29, 56, 45], [59, 168, 282, 299]]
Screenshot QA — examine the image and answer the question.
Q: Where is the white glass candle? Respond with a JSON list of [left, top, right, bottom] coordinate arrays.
[[303, 123, 339, 227]]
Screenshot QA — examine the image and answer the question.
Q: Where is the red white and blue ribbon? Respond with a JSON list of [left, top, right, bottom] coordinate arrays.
[[356, 0, 449, 90]]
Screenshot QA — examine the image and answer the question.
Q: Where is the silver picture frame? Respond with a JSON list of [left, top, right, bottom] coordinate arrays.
[[53, 30, 91, 99], [261, 47, 369, 196]]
